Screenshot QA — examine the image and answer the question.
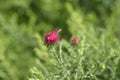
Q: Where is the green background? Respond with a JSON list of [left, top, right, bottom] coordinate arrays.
[[0, 0, 120, 80]]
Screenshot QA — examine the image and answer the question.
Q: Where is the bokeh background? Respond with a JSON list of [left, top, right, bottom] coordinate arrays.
[[0, 0, 120, 80]]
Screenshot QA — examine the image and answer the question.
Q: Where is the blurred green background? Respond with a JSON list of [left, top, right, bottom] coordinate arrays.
[[0, 0, 120, 80]]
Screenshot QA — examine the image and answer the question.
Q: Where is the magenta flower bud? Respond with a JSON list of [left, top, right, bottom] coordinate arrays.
[[71, 37, 79, 45], [44, 29, 61, 45]]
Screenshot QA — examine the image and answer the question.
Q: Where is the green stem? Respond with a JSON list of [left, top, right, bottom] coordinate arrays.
[[58, 44, 70, 80]]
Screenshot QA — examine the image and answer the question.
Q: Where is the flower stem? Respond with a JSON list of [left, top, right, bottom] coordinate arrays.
[[59, 44, 70, 80]]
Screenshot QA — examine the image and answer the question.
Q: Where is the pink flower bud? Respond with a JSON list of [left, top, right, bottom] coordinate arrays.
[[44, 29, 61, 45], [71, 37, 79, 45]]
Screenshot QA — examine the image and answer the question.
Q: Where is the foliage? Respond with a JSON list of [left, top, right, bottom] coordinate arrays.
[[0, 0, 120, 80]]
